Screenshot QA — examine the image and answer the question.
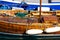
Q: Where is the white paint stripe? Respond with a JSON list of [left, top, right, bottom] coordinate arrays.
[[1, 0, 20, 3], [27, 2, 60, 5]]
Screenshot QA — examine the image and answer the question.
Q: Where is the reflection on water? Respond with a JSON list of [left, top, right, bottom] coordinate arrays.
[[0, 33, 60, 40]]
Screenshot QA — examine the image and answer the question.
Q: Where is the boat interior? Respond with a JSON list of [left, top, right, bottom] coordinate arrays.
[[0, 9, 60, 35]]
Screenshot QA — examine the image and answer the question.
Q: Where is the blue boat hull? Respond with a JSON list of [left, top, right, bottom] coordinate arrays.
[[0, 1, 60, 10]]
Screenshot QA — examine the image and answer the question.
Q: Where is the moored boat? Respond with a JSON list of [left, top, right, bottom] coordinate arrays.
[[0, 10, 60, 35]]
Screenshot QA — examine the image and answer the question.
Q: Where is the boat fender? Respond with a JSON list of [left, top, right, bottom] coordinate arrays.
[[44, 27, 60, 33], [26, 29, 43, 35]]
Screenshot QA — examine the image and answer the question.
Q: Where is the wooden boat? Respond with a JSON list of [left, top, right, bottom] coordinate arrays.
[[0, 16, 27, 34], [0, 10, 60, 35], [0, 14, 43, 34]]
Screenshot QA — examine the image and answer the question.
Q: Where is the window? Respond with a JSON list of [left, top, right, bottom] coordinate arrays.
[[52, 0, 60, 3]]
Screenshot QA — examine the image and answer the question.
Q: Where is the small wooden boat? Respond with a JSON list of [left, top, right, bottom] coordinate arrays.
[[0, 15, 43, 34], [0, 16, 27, 34], [0, 10, 60, 35]]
